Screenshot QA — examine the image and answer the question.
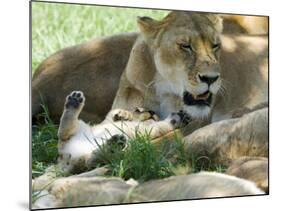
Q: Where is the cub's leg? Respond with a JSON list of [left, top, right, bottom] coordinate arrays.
[[133, 107, 159, 121], [57, 91, 94, 174], [58, 91, 85, 141], [105, 108, 134, 122], [104, 107, 159, 123], [143, 110, 191, 139]]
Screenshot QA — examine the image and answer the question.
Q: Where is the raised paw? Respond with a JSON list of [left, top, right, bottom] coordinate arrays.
[[168, 110, 192, 128], [106, 134, 127, 151], [112, 109, 134, 122], [133, 107, 159, 121], [65, 91, 85, 109]]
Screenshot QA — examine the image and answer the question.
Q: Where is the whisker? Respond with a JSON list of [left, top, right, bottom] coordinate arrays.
[[218, 83, 226, 98]]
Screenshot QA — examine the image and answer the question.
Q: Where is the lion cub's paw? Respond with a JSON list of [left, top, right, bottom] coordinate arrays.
[[112, 109, 134, 121], [134, 107, 159, 121], [168, 110, 192, 128], [65, 91, 85, 109], [111, 108, 159, 122]]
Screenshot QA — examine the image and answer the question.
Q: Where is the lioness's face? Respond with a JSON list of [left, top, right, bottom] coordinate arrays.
[[138, 12, 223, 118]]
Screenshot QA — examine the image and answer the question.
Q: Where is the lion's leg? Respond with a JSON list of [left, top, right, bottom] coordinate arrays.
[[231, 101, 268, 118], [57, 91, 97, 174], [252, 101, 268, 110], [104, 108, 135, 122], [145, 111, 191, 139], [103, 107, 159, 123], [57, 91, 85, 141], [183, 108, 268, 167]]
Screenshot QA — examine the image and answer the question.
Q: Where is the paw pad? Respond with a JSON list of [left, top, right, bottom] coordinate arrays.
[[107, 134, 127, 150], [65, 91, 85, 109], [177, 110, 192, 125], [169, 110, 192, 128]]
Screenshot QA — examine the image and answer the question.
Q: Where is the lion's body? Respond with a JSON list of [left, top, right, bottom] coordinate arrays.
[[226, 156, 268, 193], [32, 14, 268, 124], [32, 172, 264, 209], [32, 33, 138, 123], [112, 35, 268, 120], [32, 13, 268, 202], [223, 15, 268, 35], [52, 12, 268, 174], [207, 35, 268, 121], [111, 12, 268, 123]]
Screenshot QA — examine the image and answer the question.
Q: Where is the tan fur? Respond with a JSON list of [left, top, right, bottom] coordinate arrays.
[[32, 172, 264, 209], [112, 12, 222, 119], [32, 13, 268, 208], [128, 172, 264, 202], [183, 108, 268, 166], [56, 91, 187, 174], [223, 15, 268, 35], [32, 12, 268, 124], [33, 177, 132, 208], [32, 33, 138, 123], [111, 11, 268, 123], [226, 156, 268, 193]]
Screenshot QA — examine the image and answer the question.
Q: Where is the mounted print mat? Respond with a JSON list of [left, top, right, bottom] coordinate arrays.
[[31, 1, 269, 210]]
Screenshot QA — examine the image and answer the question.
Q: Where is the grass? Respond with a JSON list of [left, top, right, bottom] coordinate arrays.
[[31, 102, 226, 180], [83, 131, 185, 182], [32, 104, 227, 182], [32, 2, 168, 74], [31, 2, 226, 181], [105, 132, 175, 182], [32, 103, 58, 178], [31, 1, 167, 178]]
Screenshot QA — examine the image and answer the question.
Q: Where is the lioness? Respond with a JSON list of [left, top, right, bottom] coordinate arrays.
[[32, 12, 268, 124], [111, 11, 268, 122]]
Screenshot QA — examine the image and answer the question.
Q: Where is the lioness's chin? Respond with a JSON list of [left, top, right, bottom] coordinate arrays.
[[183, 105, 211, 119]]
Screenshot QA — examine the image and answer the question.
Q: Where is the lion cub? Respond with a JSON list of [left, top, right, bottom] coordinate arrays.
[[57, 91, 191, 174]]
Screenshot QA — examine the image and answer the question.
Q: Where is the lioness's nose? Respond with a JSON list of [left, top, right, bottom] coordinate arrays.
[[199, 74, 219, 85]]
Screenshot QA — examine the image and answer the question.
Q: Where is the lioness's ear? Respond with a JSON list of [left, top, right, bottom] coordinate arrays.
[[206, 14, 223, 33], [137, 16, 160, 35]]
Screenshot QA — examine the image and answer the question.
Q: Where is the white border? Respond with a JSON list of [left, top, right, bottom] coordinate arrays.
[[1, 0, 279, 211]]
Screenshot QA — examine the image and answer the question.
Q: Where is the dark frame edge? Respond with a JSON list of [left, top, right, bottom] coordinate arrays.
[[29, 0, 33, 210]]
